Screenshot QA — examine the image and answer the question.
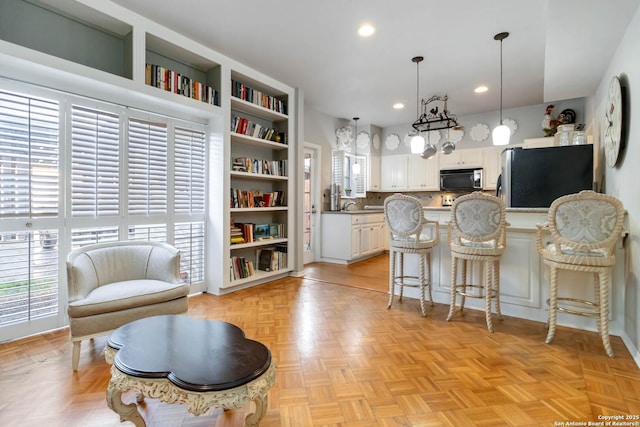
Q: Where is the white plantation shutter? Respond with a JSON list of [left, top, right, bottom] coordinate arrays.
[[71, 106, 119, 216], [353, 155, 367, 197], [0, 90, 59, 217], [128, 118, 167, 215], [331, 150, 344, 191], [128, 224, 167, 242], [174, 127, 205, 214], [175, 221, 204, 284]]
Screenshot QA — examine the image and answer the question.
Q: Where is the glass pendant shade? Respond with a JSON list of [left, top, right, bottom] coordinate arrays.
[[410, 133, 425, 153], [352, 161, 361, 175], [492, 123, 510, 145]]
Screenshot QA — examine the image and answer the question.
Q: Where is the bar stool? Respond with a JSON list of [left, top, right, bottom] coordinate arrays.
[[384, 193, 439, 316], [446, 191, 507, 332], [536, 190, 625, 357]]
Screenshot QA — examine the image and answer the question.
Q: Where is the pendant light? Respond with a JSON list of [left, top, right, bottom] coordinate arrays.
[[352, 117, 361, 175], [492, 32, 510, 146], [410, 56, 426, 154]]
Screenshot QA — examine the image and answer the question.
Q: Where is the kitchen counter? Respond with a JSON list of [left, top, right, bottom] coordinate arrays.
[[323, 206, 549, 214]]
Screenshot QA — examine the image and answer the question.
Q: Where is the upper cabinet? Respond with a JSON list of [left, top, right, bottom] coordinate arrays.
[[380, 154, 438, 192], [438, 147, 484, 170], [482, 146, 503, 190]]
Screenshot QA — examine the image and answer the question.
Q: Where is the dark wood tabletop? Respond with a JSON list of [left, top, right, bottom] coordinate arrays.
[[107, 315, 271, 392]]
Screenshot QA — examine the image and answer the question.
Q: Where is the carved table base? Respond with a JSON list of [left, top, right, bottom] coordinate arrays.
[[104, 346, 276, 426]]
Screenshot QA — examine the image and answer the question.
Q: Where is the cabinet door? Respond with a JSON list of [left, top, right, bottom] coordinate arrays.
[[368, 155, 381, 191], [482, 146, 502, 190], [407, 154, 438, 190], [439, 148, 484, 169], [381, 155, 408, 191], [351, 225, 361, 258]]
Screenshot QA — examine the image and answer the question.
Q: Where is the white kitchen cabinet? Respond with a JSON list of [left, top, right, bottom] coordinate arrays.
[[438, 147, 484, 169], [381, 155, 408, 191], [368, 154, 381, 191], [407, 154, 439, 191], [482, 146, 502, 190], [321, 213, 386, 263]]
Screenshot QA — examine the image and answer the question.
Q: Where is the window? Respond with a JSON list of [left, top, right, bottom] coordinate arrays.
[[0, 83, 208, 336], [0, 89, 59, 327], [71, 105, 119, 217], [331, 151, 367, 198], [128, 118, 167, 215]]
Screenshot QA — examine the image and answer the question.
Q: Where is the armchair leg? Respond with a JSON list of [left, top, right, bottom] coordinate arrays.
[[72, 341, 81, 371]]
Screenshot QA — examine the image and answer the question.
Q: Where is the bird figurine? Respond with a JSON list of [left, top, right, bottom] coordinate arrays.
[[542, 104, 560, 136]]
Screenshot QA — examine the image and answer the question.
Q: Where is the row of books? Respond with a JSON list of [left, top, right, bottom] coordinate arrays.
[[231, 115, 286, 143], [231, 222, 284, 244], [232, 157, 287, 177], [231, 79, 287, 115], [231, 189, 286, 209], [257, 245, 288, 272], [230, 256, 254, 280], [145, 64, 219, 105]]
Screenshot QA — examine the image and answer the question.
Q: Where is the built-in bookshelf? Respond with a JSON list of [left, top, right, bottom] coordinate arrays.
[[225, 71, 294, 288], [145, 33, 221, 107], [0, 0, 296, 295]]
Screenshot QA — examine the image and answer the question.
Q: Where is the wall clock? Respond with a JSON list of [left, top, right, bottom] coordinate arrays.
[[603, 75, 622, 167]]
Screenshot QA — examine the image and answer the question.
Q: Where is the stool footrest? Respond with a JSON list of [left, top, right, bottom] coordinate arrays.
[[547, 297, 600, 317], [453, 284, 497, 299]]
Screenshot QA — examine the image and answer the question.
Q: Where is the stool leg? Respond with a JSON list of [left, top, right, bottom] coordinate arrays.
[[447, 256, 458, 321], [494, 259, 503, 320], [594, 272, 602, 336], [460, 259, 468, 312], [398, 253, 404, 302], [427, 252, 434, 305], [485, 259, 494, 333], [545, 266, 559, 344], [419, 252, 426, 317], [387, 249, 395, 309], [599, 271, 614, 358]]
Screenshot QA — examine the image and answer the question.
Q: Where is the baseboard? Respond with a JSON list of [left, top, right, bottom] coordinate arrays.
[[621, 331, 640, 368]]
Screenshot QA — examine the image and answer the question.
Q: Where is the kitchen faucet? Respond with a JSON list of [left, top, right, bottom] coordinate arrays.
[[343, 201, 357, 211]]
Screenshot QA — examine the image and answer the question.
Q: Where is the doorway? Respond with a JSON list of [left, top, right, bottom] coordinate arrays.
[[303, 144, 321, 264]]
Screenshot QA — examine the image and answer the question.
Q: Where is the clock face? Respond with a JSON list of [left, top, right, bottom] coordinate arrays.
[[603, 76, 622, 168]]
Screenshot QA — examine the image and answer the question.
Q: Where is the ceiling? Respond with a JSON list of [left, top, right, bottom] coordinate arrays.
[[110, 0, 640, 128]]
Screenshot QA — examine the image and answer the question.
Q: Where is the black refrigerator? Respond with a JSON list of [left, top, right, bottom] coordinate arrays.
[[500, 145, 593, 208]]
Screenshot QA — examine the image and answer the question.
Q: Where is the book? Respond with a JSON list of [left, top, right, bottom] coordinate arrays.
[[254, 224, 271, 240]]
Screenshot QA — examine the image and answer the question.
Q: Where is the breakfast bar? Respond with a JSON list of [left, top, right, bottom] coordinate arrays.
[[321, 207, 628, 337]]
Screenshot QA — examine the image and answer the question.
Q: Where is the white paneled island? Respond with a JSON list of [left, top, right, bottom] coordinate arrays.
[[320, 207, 628, 336]]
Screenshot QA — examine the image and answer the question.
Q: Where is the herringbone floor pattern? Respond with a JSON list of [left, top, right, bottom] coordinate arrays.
[[1, 254, 639, 426]]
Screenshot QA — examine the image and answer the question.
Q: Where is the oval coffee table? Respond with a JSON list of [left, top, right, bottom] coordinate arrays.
[[104, 315, 275, 427]]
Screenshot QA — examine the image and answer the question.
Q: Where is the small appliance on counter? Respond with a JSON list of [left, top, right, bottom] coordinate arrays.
[[498, 145, 593, 208], [330, 184, 341, 211]]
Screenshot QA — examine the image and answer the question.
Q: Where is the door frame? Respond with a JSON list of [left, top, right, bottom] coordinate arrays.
[[303, 142, 321, 264]]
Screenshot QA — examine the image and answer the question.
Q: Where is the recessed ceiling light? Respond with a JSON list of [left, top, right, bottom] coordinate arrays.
[[393, 103, 404, 110], [474, 85, 488, 93], [358, 24, 375, 37]]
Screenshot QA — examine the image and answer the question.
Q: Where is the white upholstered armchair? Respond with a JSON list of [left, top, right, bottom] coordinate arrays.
[[66, 241, 190, 370]]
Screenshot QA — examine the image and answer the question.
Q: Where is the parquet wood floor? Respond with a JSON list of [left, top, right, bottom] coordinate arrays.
[[1, 254, 639, 426]]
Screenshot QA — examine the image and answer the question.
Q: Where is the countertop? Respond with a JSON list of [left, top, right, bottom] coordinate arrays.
[[323, 206, 549, 214]]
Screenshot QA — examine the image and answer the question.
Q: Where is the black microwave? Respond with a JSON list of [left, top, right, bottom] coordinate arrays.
[[440, 168, 483, 191]]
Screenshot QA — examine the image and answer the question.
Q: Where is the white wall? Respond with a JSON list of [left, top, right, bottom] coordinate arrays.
[[587, 5, 640, 363]]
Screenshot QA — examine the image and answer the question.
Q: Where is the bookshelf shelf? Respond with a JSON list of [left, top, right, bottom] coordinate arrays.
[[230, 171, 288, 181], [230, 132, 288, 149], [230, 238, 288, 250], [231, 97, 287, 122], [230, 207, 288, 213], [224, 267, 293, 289]]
